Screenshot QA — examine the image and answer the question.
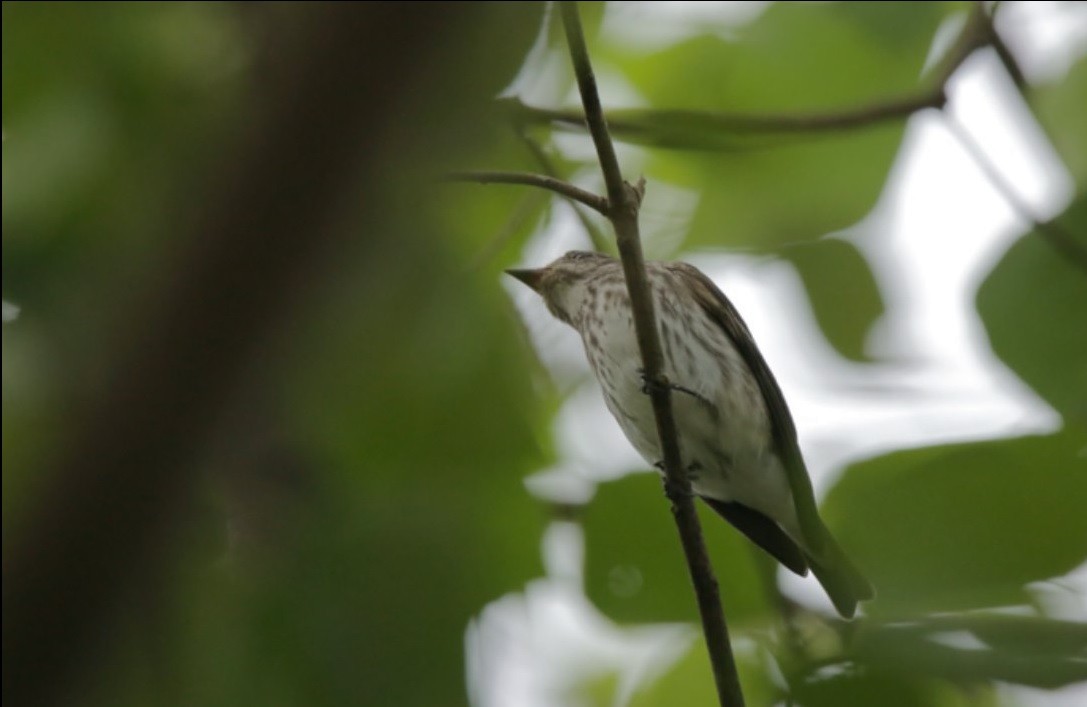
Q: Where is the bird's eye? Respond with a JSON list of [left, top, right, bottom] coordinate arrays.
[[566, 250, 595, 261]]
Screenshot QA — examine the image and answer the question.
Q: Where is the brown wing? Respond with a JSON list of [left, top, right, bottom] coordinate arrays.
[[700, 497, 809, 576], [664, 262, 826, 552]]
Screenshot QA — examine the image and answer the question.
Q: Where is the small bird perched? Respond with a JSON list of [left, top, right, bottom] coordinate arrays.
[[508, 250, 873, 618]]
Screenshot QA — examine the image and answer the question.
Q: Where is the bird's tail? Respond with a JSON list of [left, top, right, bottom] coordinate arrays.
[[806, 530, 875, 619]]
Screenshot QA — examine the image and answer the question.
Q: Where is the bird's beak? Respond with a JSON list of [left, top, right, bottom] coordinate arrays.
[[505, 268, 544, 293]]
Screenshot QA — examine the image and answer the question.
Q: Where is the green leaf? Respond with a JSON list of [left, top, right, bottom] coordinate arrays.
[[851, 619, 1087, 689], [629, 637, 780, 707], [678, 125, 905, 250], [880, 613, 1087, 657], [785, 237, 884, 361], [608, 3, 951, 113], [792, 667, 991, 707], [1032, 54, 1087, 189], [976, 197, 1087, 429], [581, 473, 774, 624], [596, 1, 957, 250], [824, 432, 1087, 615]]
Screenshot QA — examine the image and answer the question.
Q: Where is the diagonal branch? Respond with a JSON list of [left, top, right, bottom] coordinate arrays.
[[445, 170, 608, 215], [509, 93, 942, 144], [512, 3, 991, 148], [971, 3, 1087, 273], [943, 115, 1087, 274], [517, 134, 613, 254], [984, 1, 1028, 90], [559, 3, 745, 706]]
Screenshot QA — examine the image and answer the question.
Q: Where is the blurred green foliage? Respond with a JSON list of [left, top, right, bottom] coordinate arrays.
[[596, 1, 956, 250], [3, 2, 1086, 706], [977, 197, 1087, 429], [827, 431, 1087, 613], [786, 237, 884, 362]]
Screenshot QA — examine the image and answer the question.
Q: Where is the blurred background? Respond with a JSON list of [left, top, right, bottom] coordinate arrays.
[[3, 2, 1085, 706]]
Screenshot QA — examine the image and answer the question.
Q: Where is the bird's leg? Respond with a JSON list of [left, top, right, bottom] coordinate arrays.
[[638, 368, 670, 395], [669, 382, 714, 408], [654, 460, 701, 498], [638, 369, 713, 407]]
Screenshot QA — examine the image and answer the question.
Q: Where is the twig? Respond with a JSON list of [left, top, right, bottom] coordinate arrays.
[[971, 4, 1087, 272], [510, 94, 942, 140], [559, 3, 745, 705], [445, 170, 608, 215], [517, 134, 613, 253], [512, 3, 991, 147], [984, 1, 1028, 91], [987, 28, 1029, 92], [943, 115, 1087, 274]]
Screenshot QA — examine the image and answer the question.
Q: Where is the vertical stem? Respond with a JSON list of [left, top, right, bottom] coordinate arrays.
[[559, 3, 745, 705], [557, 2, 625, 208]]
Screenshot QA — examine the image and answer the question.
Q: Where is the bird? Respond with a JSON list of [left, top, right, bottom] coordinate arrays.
[[507, 250, 874, 618]]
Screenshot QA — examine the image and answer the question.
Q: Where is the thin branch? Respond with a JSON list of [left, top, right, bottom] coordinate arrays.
[[984, 1, 1029, 91], [928, 2, 992, 87], [987, 28, 1029, 92], [517, 134, 613, 253], [560, 3, 744, 706], [970, 4, 1087, 271], [943, 115, 1087, 274], [512, 3, 991, 146], [510, 93, 943, 139], [558, 3, 625, 208], [445, 170, 608, 216]]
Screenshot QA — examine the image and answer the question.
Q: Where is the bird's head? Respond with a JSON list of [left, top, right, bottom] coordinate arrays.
[[506, 250, 617, 326]]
